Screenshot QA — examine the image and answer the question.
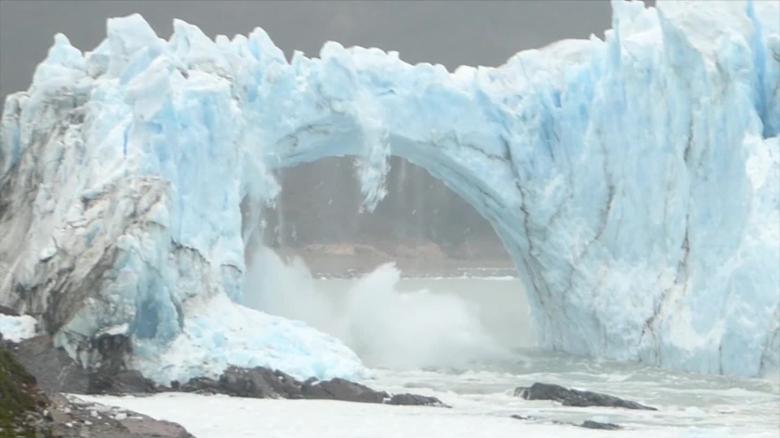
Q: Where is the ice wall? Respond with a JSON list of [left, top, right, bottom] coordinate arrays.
[[0, 0, 777, 380]]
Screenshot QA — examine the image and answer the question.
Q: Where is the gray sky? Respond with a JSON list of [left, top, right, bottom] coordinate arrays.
[[0, 0, 651, 101]]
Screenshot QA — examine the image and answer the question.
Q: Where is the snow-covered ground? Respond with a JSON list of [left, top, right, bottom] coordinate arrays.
[[0, 314, 36, 342]]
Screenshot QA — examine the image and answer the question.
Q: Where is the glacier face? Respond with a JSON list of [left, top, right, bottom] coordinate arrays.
[[0, 0, 778, 381]]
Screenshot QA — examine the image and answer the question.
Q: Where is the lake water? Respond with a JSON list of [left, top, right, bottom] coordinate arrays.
[[323, 276, 780, 436], [364, 349, 779, 437]]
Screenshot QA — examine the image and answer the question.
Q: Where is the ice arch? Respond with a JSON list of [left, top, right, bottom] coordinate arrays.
[[0, 1, 778, 380]]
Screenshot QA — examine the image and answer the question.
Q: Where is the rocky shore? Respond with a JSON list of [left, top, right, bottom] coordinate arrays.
[[1, 330, 447, 437], [509, 382, 659, 431], [3, 328, 668, 436], [0, 340, 192, 438]]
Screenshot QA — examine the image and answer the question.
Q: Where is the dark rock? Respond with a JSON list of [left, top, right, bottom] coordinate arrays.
[[180, 366, 453, 407], [385, 393, 450, 407], [302, 377, 388, 403], [180, 376, 222, 394], [49, 394, 194, 437], [90, 333, 133, 373], [0, 345, 50, 436], [10, 335, 90, 394], [10, 334, 160, 396], [515, 382, 657, 410], [179, 366, 450, 407], [89, 369, 159, 395], [179, 366, 305, 399], [0, 304, 18, 316], [11, 334, 450, 409], [510, 414, 622, 431], [580, 420, 622, 430], [86, 333, 161, 395], [218, 366, 303, 398], [1, 343, 193, 437]]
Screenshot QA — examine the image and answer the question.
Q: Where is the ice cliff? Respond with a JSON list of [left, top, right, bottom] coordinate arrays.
[[0, 0, 778, 382]]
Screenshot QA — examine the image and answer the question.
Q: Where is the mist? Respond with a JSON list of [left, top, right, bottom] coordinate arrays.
[[242, 246, 519, 370]]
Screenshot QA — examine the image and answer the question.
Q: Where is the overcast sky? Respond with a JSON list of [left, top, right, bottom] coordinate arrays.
[[0, 1, 658, 100]]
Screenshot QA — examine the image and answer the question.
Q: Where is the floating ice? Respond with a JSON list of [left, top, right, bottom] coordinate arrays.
[[0, 0, 777, 381]]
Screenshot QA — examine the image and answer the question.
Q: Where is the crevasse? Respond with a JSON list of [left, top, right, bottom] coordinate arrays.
[[0, 0, 777, 383]]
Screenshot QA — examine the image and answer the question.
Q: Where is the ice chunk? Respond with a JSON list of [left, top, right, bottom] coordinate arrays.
[[0, 314, 37, 342], [132, 294, 365, 384]]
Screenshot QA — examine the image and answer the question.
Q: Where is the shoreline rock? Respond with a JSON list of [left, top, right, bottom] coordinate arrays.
[[7, 334, 161, 396], [580, 420, 622, 430], [178, 365, 450, 407], [515, 382, 657, 410], [0, 305, 19, 316], [510, 414, 623, 431], [0, 343, 193, 437], [7, 333, 449, 410]]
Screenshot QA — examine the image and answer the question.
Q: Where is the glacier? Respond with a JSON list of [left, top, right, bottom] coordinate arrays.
[[0, 0, 778, 382]]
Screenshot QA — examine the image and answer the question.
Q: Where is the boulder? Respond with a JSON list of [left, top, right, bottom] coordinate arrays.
[[0, 346, 50, 436], [218, 366, 303, 399], [302, 378, 387, 403], [86, 333, 161, 394], [0, 305, 18, 316], [12, 338, 451, 410], [509, 413, 622, 430], [9, 335, 90, 394], [49, 394, 195, 438], [178, 366, 449, 407], [515, 382, 656, 410], [580, 420, 622, 430], [178, 376, 221, 394], [9, 334, 160, 396], [89, 369, 158, 395], [386, 393, 450, 407], [1, 343, 193, 437]]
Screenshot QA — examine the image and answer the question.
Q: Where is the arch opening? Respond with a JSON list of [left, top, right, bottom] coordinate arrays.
[[241, 154, 535, 369]]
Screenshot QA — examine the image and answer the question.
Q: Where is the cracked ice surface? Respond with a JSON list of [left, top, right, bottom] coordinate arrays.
[[0, 0, 778, 382]]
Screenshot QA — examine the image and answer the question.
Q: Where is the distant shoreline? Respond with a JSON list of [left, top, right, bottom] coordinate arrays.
[[270, 240, 517, 279], [311, 269, 519, 280]]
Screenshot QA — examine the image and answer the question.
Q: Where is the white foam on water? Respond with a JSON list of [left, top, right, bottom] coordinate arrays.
[[76, 362, 780, 438], [242, 246, 514, 369]]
